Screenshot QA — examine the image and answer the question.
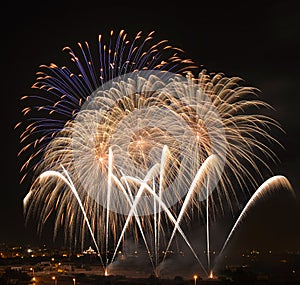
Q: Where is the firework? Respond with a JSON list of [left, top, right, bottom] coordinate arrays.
[[17, 30, 289, 275], [218, 175, 294, 259]]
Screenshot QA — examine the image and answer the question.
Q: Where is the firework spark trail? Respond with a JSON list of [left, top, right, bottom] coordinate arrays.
[[119, 172, 160, 273], [110, 163, 160, 264], [109, 173, 155, 274], [153, 177, 159, 272], [121, 175, 208, 275], [162, 154, 217, 263], [27, 167, 105, 269], [206, 176, 210, 273], [105, 147, 113, 266], [217, 175, 294, 262], [157, 145, 168, 270]]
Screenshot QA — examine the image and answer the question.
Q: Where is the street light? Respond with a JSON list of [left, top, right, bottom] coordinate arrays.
[[52, 276, 57, 285], [30, 267, 35, 277], [72, 278, 76, 285], [193, 275, 198, 285]]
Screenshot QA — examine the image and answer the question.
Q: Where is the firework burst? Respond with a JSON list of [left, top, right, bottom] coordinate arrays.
[[17, 30, 286, 274]]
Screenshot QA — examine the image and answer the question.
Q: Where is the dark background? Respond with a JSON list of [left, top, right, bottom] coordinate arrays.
[[1, 0, 299, 254]]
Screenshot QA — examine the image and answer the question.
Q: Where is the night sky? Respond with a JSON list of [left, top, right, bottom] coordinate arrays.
[[1, 0, 299, 254]]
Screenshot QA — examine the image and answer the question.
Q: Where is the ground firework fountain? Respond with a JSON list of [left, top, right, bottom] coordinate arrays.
[[18, 30, 294, 278]]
